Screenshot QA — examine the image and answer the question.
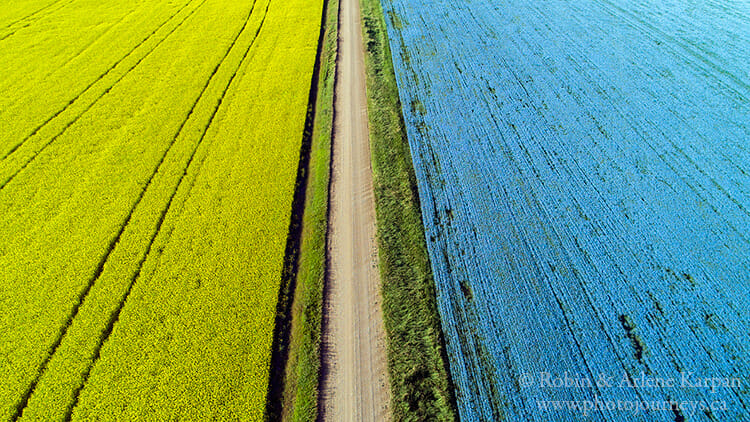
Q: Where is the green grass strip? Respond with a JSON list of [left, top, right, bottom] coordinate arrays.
[[279, 0, 338, 418], [359, 0, 458, 419]]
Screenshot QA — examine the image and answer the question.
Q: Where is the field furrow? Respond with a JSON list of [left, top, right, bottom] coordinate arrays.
[[63, 0, 321, 418]]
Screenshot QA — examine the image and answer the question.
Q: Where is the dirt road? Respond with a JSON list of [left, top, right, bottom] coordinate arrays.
[[317, 0, 391, 417]]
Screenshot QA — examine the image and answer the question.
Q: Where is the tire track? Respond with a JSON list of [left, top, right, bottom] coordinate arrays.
[[129, 0, 275, 284], [130, 0, 273, 257], [0, 0, 196, 162], [9, 4, 263, 420], [61, 4, 273, 420], [0, 0, 208, 192], [0, 0, 73, 40], [50, 5, 142, 77], [146, 0, 274, 220]]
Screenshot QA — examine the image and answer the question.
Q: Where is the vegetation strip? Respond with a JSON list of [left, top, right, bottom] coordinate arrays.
[[314, 0, 341, 416], [262, 0, 336, 416], [359, 0, 458, 419], [276, 0, 338, 417]]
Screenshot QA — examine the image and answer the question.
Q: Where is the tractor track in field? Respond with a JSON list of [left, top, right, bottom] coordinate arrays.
[[0, 0, 73, 40], [318, 0, 391, 415], [53, 4, 142, 72], [9, 3, 270, 419], [117, 0, 274, 294], [0, 0, 206, 190], [0, 0, 200, 164], [62, 8, 273, 418]]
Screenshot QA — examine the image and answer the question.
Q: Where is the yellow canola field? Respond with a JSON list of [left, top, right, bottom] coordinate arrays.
[[0, 0, 322, 420]]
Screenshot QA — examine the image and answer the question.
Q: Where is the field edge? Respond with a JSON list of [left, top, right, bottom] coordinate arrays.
[[275, 0, 339, 417], [359, 0, 458, 419]]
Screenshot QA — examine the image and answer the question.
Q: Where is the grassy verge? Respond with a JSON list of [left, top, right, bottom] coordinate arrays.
[[359, 0, 458, 419], [279, 0, 338, 418]]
